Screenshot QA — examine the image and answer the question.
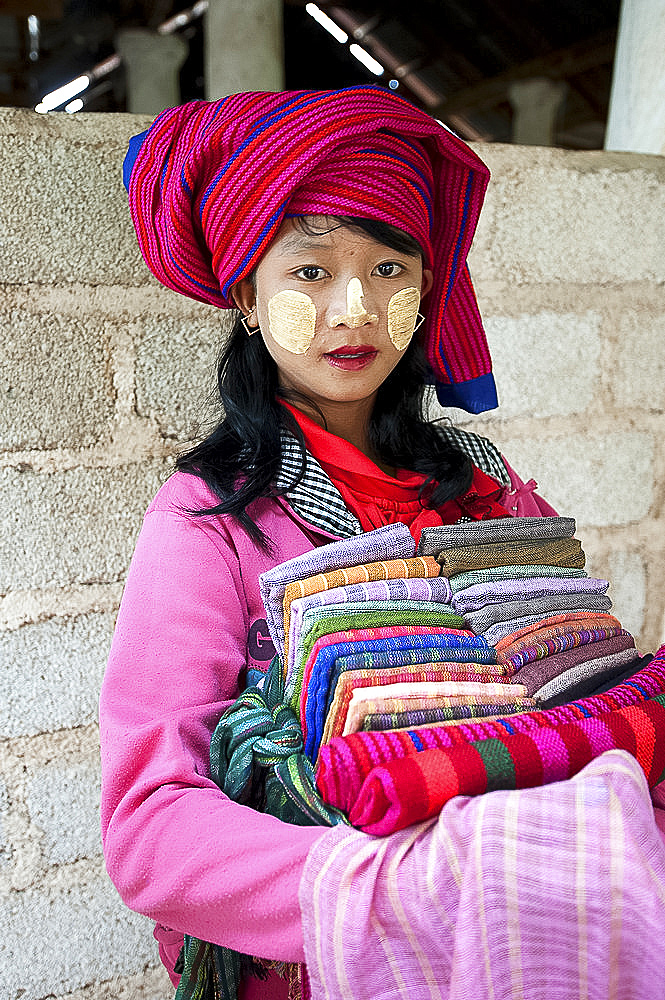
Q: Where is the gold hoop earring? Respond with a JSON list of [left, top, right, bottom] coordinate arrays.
[[413, 311, 426, 332], [240, 310, 258, 336]]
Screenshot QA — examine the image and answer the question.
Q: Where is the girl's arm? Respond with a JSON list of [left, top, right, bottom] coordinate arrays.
[[99, 494, 324, 964]]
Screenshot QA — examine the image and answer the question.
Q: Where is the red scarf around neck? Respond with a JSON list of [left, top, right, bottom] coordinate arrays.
[[282, 402, 510, 542]]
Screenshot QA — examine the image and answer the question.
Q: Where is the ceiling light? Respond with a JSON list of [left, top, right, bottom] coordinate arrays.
[[305, 3, 348, 44], [35, 75, 90, 113], [349, 44, 384, 76]]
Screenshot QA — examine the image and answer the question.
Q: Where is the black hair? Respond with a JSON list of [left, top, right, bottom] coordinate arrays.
[[176, 216, 472, 546]]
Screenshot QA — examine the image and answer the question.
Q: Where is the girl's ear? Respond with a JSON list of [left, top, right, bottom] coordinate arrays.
[[420, 268, 434, 299], [230, 277, 256, 315]]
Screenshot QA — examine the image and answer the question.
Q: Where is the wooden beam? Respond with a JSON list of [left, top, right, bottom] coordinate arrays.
[[430, 30, 616, 118], [0, 0, 63, 16]]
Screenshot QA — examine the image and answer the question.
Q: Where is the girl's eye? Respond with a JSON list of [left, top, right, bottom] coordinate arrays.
[[295, 266, 327, 281], [375, 262, 403, 277]]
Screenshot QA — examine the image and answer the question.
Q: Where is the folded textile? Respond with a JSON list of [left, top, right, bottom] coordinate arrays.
[[346, 694, 665, 834], [437, 537, 585, 577], [452, 575, 609, 613], [362, 700, 536, 731], [343, 680, 528, 735], [582, 652, 654, 697], [300, 630, 492, 760], [282, 555, 441, 664], [302, 752, 665, 1000], [483, 609, 618, 646], [291, 599, 464, 693], [449, 563, 587, 593], [496, 613, 622, 652], [259, 523, 416, 656], [535, 648, 642, 707], [464, 592, 612, 633], [316, 653, 665, 812], [300, 626, 479, 743], [417, 515, 576, 555], [498, 625, 628, 672], [287, 576, 453, 669], [289, 608, 468, 706], [321, 660, 512, 749], [513, 632, 636, 695]]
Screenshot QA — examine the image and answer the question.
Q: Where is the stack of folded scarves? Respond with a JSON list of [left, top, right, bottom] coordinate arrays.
[[259, 519, 663, 837], [259, 523, 530, 765]]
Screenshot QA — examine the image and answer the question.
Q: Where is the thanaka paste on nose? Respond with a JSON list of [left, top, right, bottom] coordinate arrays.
[[267, 290, 317, 354], [387, 286, 421, 350], [331, 277, 378, 328]]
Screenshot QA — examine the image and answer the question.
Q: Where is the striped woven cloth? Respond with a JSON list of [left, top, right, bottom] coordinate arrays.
[[449, 563, 587, 592], [343, 680, 529, 735], [363, 700, 537, 731], [289, 598, 461, 695], [321, 660, 513, 750], [347, 693, 665, 834], [286, 576, 453, 671], [282, 557, 440, 666], [510, 632, 636, 694], [437, 537, 585, 576], [301, 751, 665, 1000], [316, 652, 665, 823], [499, 625, 630, 672], [417, 515, 576, 555], [451, 572, 607, 612], [300, 631, 492, 760], [484, 610, 620, 646], [259, 523, 415, 657]]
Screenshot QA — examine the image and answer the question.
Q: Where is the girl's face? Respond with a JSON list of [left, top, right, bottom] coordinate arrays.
[[232, 216, 433, 416]]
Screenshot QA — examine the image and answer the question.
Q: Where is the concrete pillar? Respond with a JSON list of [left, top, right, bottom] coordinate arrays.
[[116, 28, 188, 116], [605, 0, 665, 154], [508, 77, 567, 146], [204, 0, 284, 99]]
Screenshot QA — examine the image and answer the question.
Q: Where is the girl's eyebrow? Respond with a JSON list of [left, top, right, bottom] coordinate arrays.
[[275, 233, 334, 255]]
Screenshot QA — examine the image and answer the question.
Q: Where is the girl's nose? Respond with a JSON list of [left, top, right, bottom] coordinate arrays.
[[329, 278, 378, 329]]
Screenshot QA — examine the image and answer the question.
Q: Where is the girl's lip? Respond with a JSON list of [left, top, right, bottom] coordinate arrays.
[[324, 345, 376, 357], [324, 346, 378, 371]]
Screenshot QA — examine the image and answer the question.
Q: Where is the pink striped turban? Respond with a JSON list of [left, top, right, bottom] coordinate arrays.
[[124, 86, 497, 413]]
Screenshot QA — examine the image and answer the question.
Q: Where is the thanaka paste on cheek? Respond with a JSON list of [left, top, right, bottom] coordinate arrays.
[[267, 290, 317, 354], [387, 287, 421, 350]]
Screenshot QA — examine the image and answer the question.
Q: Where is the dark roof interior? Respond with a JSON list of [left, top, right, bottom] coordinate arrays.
[[0, 0, 621, 147]]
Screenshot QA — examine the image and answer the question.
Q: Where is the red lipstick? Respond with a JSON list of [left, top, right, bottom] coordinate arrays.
[[324, 345, 378, 371]]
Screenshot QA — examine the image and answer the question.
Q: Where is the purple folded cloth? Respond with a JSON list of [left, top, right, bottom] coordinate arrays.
[[465, 592, 612, 634], [288, 576, 453, 668], [484, 610, 613, 646], [535, 648, 642, 706], [417, 516, 576, 556], [259, 523, 415, 656], [362, 701, 535, 731], [449, 565, 587, 593], [514, 633, 636, 693], [452, 575, 609, 613]]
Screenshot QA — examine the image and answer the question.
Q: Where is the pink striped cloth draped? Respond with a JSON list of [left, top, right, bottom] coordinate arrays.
[[300, 750, 665, 1000]]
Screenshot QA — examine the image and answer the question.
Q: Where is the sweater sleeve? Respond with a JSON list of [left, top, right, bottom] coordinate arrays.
[[99, 500, 325, 964]]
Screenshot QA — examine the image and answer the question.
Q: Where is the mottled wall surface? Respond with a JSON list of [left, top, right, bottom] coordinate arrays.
[[0, 108, 664, 999]]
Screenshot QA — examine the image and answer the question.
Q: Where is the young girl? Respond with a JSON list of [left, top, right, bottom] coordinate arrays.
[[98, 86, 612, 999]]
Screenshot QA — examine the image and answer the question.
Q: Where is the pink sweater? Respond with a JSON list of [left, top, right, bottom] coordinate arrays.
[[98, 459, 559, 995]]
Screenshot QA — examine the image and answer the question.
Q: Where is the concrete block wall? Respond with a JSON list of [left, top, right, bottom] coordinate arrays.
[[0, 107, 663, 999]]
